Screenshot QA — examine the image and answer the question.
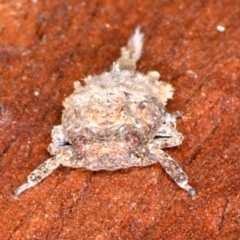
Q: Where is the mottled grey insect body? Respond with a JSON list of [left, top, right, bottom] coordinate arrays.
[[15, 27, 196, 197]]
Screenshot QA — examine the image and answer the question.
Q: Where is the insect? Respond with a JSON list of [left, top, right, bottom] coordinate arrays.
[[15, 27, 196, 197]]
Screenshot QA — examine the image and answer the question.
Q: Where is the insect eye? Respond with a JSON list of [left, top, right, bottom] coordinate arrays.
[[124, 132, 139, 153], [72, 136, 86, 157]]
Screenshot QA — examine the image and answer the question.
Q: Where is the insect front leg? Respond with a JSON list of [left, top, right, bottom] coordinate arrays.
[[149, 147, 196, 197], [14, 156, 63, 196]]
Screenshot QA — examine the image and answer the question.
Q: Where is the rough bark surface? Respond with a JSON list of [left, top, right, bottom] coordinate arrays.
[[0, 0, 240, 239]]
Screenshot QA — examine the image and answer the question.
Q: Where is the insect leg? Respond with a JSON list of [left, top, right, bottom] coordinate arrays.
[[14, 156, 62, 196], [149, 148, 196, 197]]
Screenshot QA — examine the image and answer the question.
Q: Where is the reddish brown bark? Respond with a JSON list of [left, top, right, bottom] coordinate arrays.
[[0, 0, 239, 239]]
